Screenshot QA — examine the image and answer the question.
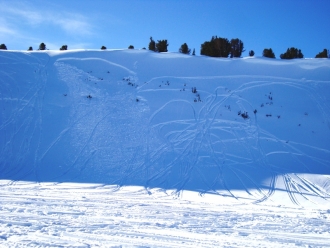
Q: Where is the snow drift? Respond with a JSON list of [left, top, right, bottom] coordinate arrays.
[[1, 49, 330, 205]]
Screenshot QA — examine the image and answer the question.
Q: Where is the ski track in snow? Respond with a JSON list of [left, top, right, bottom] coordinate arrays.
[[1, 181, 330, 248], [137, 75, 330, 202], [1, 51, 330, 200], [1, 50, 330, 246]]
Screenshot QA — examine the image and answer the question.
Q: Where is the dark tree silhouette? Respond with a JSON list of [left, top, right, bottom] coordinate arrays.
[[101, 46, 107, 50], [249, 50, 255, 56], [230, 38, 245, 58], [28, 46, 33, 51], [156, 39, 169, 52], [200, 41, 213, 56], [201, 36, 231, 57], [280, 47, 303, 59], [148, 37, 156, 51], [315, 49, 329, 58], [128, 45, 134, 49], [263, 48, 276, 58], [39, 43, 46, 50], [60, 45, 68, 50], [192, 48, 195, 56], [0, 44, 7, 50], [179, 43, 191, 54]]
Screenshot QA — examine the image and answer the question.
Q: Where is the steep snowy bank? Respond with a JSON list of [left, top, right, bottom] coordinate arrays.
[[1, 49, 330, 247], [1, 49, 330, 205]]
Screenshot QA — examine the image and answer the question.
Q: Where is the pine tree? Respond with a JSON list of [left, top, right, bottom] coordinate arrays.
[[192, 48, 195, 56], [315, 49, 329, 58], [230, 38, 245, 58], [148, 37, 156, 51], [200, 41, 213, 56], [39, 43, 46, 50], [28, 46, 33, 51], [280, 47, 303, 59], [263, 48, 276, 58], [0, 44, 7, 50], [101, 46, 107, 50], [156, 39, 169, 52], [179, 43, 191, 54], [128, 45, 134, 49], [212, 36, 231, 57], [249, 50, 255, 56], [60, 45, 68, 50], [201, 36, 231, 57]]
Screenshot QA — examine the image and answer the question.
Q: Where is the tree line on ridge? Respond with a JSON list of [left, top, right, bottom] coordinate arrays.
[[1, 37, 329, 59]]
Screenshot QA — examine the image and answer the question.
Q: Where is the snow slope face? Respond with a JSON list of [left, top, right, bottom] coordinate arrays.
[[1, 49, 330, 205]]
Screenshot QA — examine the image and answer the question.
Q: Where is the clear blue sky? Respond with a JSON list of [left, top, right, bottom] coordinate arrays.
[[1, 0, 329, 58]]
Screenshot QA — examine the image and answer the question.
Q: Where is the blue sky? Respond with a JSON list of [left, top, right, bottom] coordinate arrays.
[[1, 0, 329, 58]]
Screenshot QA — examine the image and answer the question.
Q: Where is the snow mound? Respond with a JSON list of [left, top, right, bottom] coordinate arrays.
[[1, 49, 330, 206]]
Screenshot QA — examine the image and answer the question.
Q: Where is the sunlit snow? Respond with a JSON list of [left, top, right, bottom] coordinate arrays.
[[1, 49, 330, 247]]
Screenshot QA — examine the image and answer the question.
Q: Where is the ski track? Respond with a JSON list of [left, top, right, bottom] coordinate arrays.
[[2, 65, 330, 200], [138, 74, 330, 204], [54, 55, 330, 203], [1, 51, 330, 246], [1, 181, 330, 248]]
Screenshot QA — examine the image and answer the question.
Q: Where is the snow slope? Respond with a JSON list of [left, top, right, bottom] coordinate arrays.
[[1, 49, 330, 247], [1, 49, 330, 203]]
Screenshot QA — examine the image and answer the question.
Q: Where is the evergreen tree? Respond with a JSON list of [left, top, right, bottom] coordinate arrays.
[[128, 45, 134, 49], [263, 48, 276, 58], [201, 36, 231, 57], [230, 38, 245, 58], [156, 39, 169, 52], [192, 48, 195, 56], [315, 49, 329, 58], [28, 46, 33, 51], [179, 43, 191, 54], [101, 46, 107, 50], [280, 47, 303, 59], [148, 37, 156, 51], [200, 41, 213, 56], [212, 36, 231, 57], [0, 44, 7, 50], [39, 43, 46, 50], [60, 45, 68, 50], [249, 50, 255, 56]]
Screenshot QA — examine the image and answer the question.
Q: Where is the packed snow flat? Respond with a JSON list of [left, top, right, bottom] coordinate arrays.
[[1, 181, 330, 247], [0, 49, 330, 247]]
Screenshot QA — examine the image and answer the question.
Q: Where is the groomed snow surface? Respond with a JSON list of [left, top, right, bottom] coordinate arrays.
[[1, 49, 330, 247]]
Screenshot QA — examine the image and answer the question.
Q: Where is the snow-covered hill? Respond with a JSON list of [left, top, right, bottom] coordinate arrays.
[[1, 49, 330, 247], [1, 49, 330, 201]]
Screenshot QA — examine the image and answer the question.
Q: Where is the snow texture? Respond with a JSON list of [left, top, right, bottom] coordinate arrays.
[[0, 49, 330, 247]]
